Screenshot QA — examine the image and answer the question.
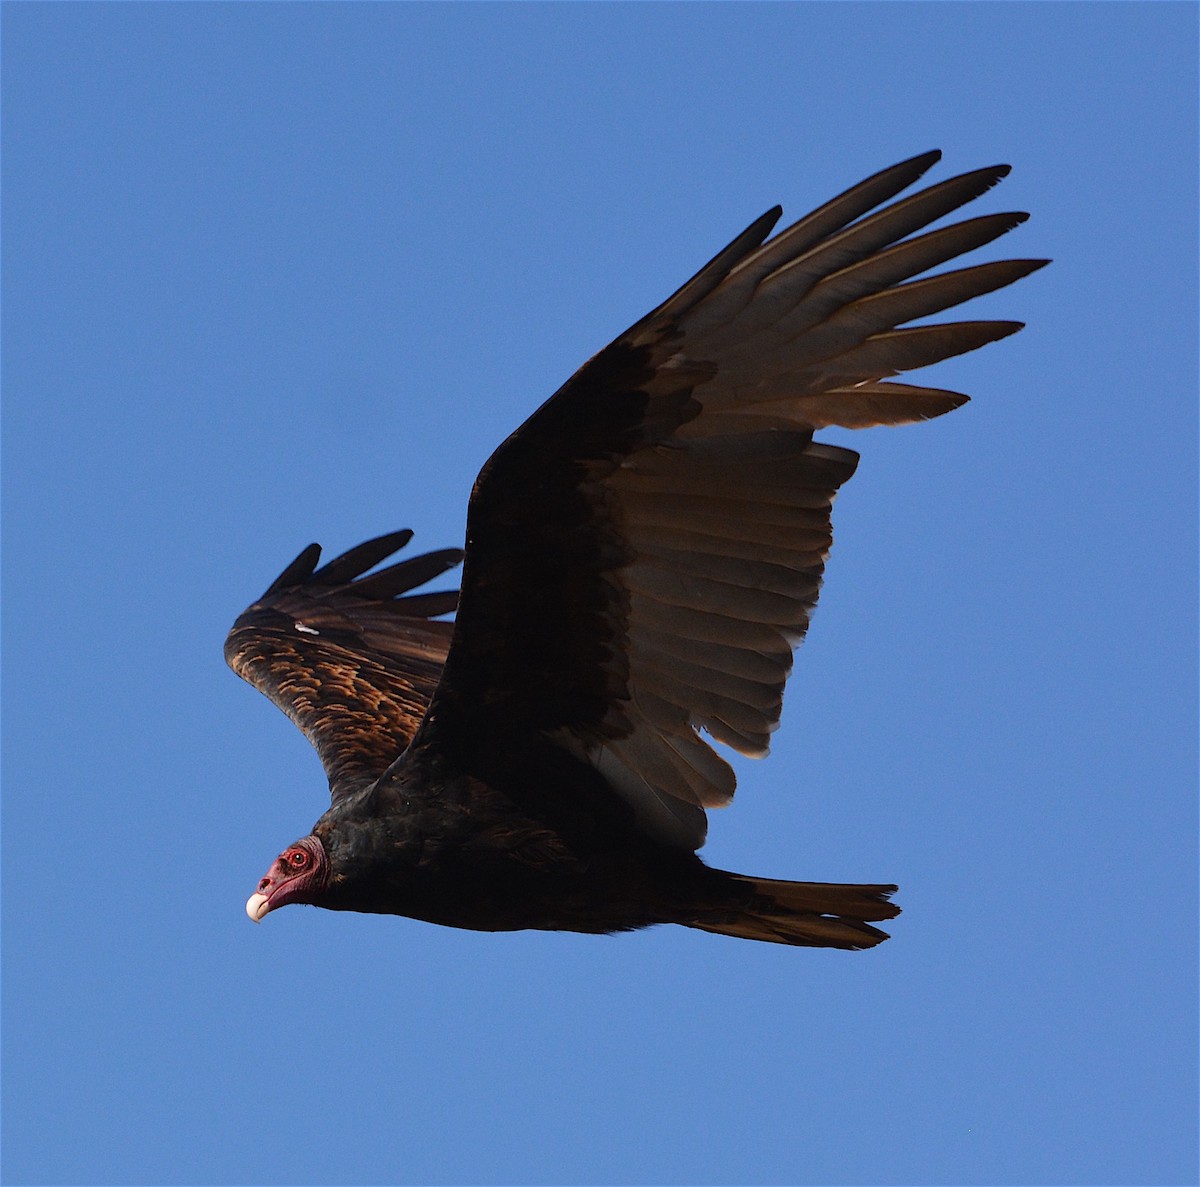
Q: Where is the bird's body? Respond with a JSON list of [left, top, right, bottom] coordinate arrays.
[[299, 729, 898, 945], [230, 151, 1045, 947]]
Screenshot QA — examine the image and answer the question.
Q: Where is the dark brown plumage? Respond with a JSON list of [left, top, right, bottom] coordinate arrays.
[[230, 150, 1046, 947]]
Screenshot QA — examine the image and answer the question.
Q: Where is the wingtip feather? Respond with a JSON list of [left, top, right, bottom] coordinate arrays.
[[262, 542, 322, 597]]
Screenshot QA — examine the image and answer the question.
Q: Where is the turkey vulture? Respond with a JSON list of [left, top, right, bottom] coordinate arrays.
[[228, 150, 1045, 948]]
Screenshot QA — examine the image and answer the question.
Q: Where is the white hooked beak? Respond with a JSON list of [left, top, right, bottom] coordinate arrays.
[[246, 892, 271, 923]]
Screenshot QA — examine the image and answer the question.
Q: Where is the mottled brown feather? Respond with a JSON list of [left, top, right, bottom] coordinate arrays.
[[226, 531, 461, 799]]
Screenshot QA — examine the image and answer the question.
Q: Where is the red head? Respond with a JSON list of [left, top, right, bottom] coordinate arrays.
[[245, 836, 329, 922]]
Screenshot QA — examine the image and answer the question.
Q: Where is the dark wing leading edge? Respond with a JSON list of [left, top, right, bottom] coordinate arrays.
[[226, 530, 463, 801], [409, 150, 1047, 849]]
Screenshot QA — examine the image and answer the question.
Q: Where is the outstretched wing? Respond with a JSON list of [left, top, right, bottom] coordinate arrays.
[[410, 150, 1046, 848], [226, 530, 462, 800]]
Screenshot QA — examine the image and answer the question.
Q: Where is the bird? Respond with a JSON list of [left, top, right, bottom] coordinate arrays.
[[228, 150, 1045, 948]]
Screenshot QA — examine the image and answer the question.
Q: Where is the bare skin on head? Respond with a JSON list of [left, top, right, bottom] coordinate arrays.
[[245, 837, 328, 922]]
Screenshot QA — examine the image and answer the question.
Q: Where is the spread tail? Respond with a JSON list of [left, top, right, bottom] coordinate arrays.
[[690, 875, 900, 949]]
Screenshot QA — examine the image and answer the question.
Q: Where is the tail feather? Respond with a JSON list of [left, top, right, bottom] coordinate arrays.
[[690, 875, 900, 949]]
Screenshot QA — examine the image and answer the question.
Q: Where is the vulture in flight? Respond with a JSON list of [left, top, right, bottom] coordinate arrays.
[[229, 150, 1044, 948]]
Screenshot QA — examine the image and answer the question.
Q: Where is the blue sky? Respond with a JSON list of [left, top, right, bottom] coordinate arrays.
[[3, 4, 1196, 1185]]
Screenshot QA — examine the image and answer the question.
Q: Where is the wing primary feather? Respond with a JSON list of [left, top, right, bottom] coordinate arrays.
[[635, 206, 783, 329], [350, 549, 465, 598], [316, 529, 416, 584], [726, 150, 944, 286], [807, 319, 1025, 383], [840, 258, 1048, 329], [390, 591, 461, 617], [813, 212, 1031, 299], [262, 543, 322, 597]]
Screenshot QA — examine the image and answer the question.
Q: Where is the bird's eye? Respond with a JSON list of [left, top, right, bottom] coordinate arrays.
[[289, 850, 308, 868]]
